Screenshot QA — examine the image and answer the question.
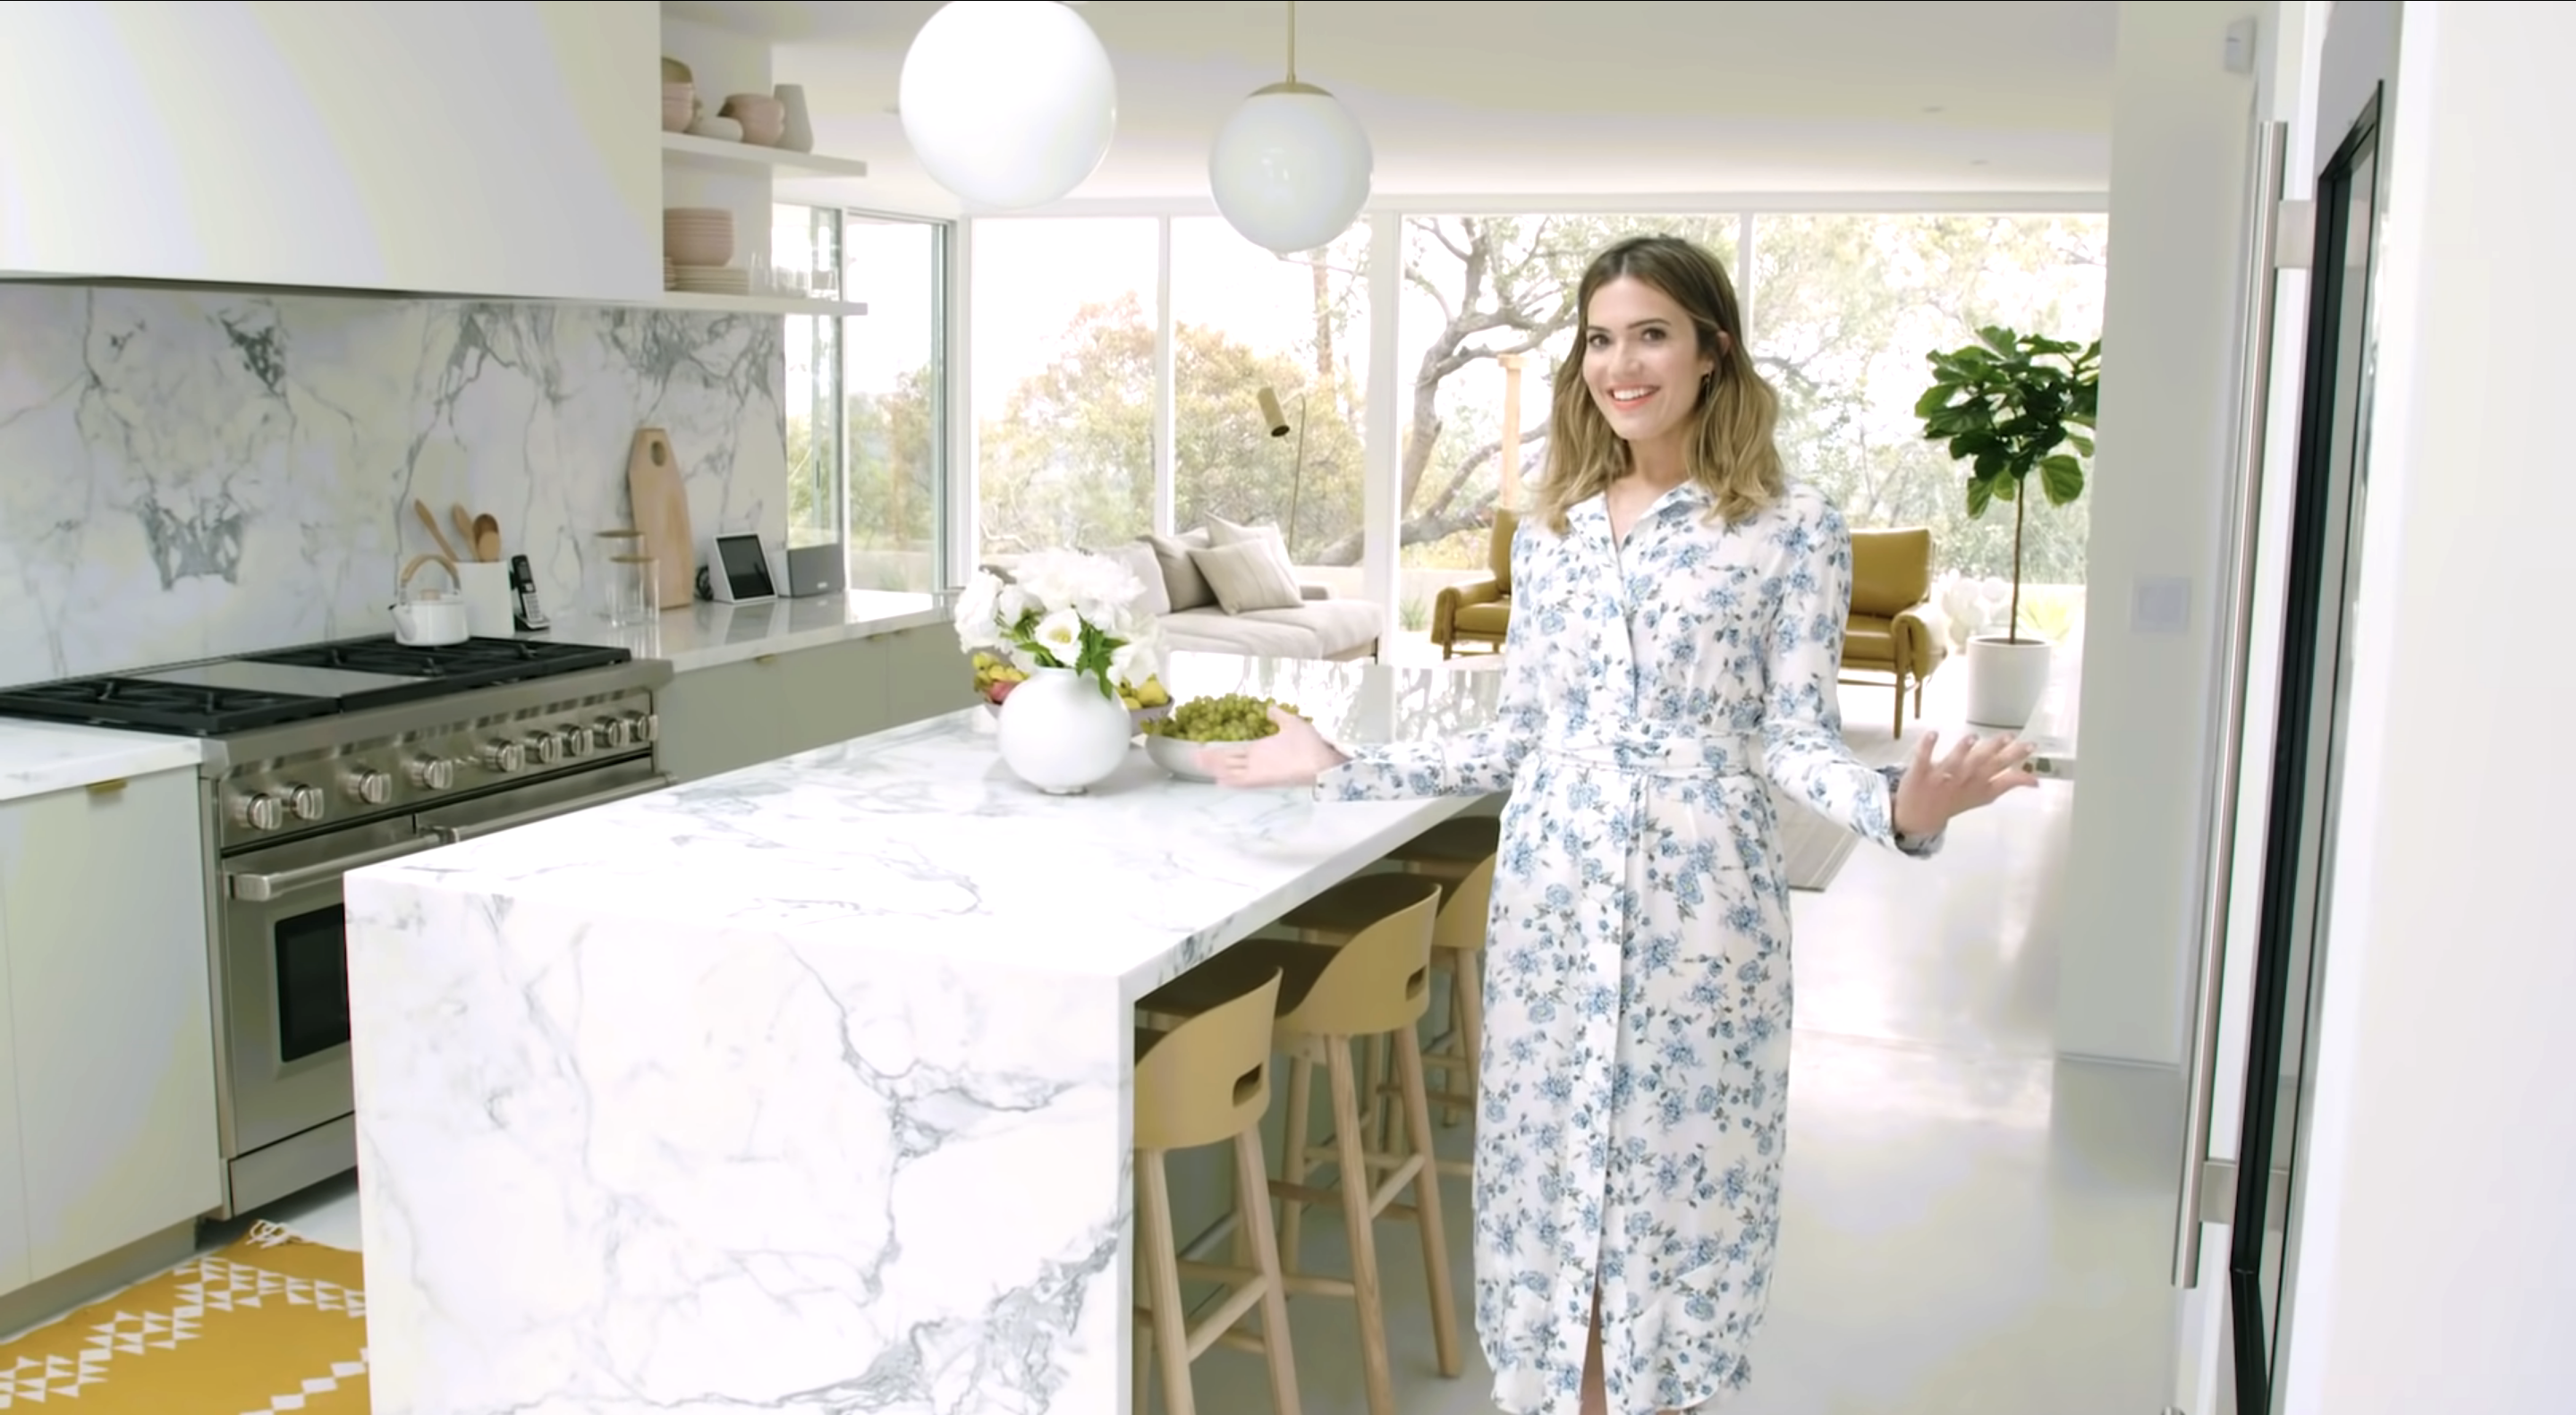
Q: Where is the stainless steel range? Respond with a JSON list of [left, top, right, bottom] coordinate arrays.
[[0, 635, 673, 1216]]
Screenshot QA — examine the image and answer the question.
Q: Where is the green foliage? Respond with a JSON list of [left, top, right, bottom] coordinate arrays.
[[1916, 325, 2100, 641]]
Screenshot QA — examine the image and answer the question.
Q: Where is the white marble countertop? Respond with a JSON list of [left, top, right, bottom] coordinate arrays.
[[0, 720, 205, 804], [354, 651, 1503, 996], [530, 589, 951, 674]]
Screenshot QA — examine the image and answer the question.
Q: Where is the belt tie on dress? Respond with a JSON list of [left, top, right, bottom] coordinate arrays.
[[1538, 731, 1765, 783]]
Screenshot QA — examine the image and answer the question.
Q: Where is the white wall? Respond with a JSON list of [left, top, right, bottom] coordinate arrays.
[[2278, 4, 2576, 1410], [2057, 1, 2264, 1067]]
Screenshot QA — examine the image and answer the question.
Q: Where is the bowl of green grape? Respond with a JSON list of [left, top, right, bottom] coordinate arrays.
[[1140, 693, 1307, 783]]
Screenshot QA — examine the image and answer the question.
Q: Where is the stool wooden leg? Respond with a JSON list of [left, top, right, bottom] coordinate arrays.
[[1278, 1051, 1316, 1272], [1137, 1149, 1197, 1415], [1233, 1126, 1303, 1415], [1326, 1036, 1398, 1415], [1452, 946, 1484, 1134], [1392, 1023, 1463, 1377]]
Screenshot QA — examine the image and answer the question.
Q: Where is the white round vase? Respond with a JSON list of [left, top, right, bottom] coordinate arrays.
[[994, 666, 1132, 794]]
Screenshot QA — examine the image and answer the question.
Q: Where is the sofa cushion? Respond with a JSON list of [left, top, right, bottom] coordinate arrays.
[[1098, 539, 1172, 618], [1843, 613, 1897, 668], [1190, 541, 1306, 614], [1158, 608, 1330, 658], [1234, 597, 1381, 658], [1453, 601, 1513, 639], [1142, 528, 1216, 611]]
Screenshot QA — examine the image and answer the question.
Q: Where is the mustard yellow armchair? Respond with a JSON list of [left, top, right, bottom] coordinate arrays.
[[1840, 527, 1947, 735], [1430, 509, 1518, 657]]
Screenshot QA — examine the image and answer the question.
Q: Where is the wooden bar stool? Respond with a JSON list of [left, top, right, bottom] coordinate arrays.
[[1384, 815, 1500, 1143], [1133, 968, 1300, 1415], [1138, 877, 1461, 1415], [1270, 843, 1496, 1175]]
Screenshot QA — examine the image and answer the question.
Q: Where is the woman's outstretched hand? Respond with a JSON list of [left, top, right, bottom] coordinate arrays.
[[1199, 706, 1350, 789], [1892, 729, 2041, 840]]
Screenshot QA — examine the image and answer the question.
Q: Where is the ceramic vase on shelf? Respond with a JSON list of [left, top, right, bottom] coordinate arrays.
[[995, 667, 1132, 795], [774, 83, 814, 153]]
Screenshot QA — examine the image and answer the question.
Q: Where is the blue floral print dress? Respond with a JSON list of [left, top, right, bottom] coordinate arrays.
[[1317, 479, 1939, 1414]]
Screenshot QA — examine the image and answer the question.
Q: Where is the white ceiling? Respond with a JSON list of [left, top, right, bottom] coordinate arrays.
[[660, 1, 2119, 216]]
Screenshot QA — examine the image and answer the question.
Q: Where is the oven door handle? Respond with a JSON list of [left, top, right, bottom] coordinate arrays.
[[226, 834, 446, 902], [428, 775, 674, 845]]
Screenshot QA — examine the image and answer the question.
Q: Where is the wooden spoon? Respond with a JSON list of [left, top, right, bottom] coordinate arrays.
[[451, 504, 478, 555], [472, 513, 502, 564], [415, 499, 464, 563]]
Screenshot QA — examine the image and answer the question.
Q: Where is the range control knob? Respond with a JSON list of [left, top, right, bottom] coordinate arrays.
[[407, 756, 458, 791], [557, 726, 592, 760], [592, 716, 630, 750], [622, 710, 659, 745], [520, 732, 560, 767], [480, 740, 527, 775], [284, 784, 326, 822], [346, 768, 394, 806], [232, 793, 285, 832]]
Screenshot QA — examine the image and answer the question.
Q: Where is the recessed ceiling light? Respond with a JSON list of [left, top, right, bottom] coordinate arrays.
[[1970, 158, 1990, 167], [1923, 105, 1946, 114]]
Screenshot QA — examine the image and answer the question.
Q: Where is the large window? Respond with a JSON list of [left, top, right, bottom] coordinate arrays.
[[1749, 214, 2107, 635], [780, 206, 951, 593], [971, 217, 1161, 562], [1168, 217, 1370, 585]]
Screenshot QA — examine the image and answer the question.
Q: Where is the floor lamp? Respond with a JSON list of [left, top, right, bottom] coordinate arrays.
[[1256, 386, 1307, 555]]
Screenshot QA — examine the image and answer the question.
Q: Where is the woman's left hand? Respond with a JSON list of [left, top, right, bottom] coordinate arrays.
[[1892, 729, 2042, 840]]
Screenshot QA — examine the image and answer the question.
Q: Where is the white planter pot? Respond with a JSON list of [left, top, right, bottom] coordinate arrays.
[[1964, 634, 2052, 730], [995, 666, 1132, 794]]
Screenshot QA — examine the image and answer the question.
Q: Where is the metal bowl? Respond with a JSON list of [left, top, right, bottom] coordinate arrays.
[[1141, 731, 1220, 783]]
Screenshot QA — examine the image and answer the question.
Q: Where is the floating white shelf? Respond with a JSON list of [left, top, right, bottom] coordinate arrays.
[[656, 291, 870, 318], [660, 132, 870, 180]]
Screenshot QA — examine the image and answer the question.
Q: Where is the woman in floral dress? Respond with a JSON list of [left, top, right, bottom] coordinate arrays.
[[1207, 234, 2038, 1415]]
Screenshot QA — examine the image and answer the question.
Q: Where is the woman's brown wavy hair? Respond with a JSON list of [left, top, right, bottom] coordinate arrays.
[[1529, 233, 1786, 535]]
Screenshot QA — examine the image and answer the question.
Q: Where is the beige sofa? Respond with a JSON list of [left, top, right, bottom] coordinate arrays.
[[1130, 520, 1383, 661], [990, 518, 1382, 663]]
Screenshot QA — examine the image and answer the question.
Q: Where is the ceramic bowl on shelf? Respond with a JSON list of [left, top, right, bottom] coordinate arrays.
[[720, 93, 786, 146], [670, 265, 750, 295], [684, 115, 742, 143], [662, 208, 734, 267], [661, 81, 694, 132]]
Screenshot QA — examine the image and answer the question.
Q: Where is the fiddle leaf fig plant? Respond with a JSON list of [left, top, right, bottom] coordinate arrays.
[[1915, 326, 2101, 644]]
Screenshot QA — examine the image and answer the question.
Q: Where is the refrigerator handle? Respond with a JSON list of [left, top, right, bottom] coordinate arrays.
[[2174, 117, 2295, 1291]]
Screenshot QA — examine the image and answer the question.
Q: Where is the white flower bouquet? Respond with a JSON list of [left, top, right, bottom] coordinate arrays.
[[953, 548, 1165, 704]]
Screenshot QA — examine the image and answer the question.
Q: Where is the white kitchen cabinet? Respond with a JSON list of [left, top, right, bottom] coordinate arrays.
[[0, 934, 29, 1297], [0, 768, 221, 1286], [778, 636, 891, 750], [657, 657, 788, 784], [882, 627, 978, 726], [0, 2, 660, 302]]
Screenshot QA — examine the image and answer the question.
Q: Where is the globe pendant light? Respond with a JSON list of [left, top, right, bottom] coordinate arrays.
[[1208, 0, 1374, 255], [899, 0, 1118, 210]]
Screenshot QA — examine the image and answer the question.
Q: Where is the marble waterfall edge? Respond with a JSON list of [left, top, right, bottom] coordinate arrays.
[[344, 876, 1129, 1415], [0, 284, 786, 686]]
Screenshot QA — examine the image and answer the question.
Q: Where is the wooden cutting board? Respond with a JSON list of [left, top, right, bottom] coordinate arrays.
[[626, 428, 696, 610]]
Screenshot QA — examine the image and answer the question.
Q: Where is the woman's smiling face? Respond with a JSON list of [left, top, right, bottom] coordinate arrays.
[[1582, 275, 1720, 446]]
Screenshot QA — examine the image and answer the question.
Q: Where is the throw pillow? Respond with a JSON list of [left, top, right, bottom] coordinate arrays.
[[1142, 529, 1217, 611], [1205, 513, 1298, 584], [1188, 541, 1306, 614], [1099, 539, 1172, 618]]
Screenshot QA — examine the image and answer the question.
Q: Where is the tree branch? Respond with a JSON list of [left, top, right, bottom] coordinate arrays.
[[1424, 421, 1552, 519]]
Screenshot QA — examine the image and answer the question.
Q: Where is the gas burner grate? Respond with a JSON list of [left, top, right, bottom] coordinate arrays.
[[0, 677, 337, 736], [246, 636, 632, 691]]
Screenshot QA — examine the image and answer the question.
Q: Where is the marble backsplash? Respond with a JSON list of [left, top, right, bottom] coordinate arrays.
[[0, 284, 785, 687]]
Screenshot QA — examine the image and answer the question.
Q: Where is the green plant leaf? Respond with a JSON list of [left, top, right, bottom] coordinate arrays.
[[2039, 453, 2087, 505], [1978, 325, 2021, 356], [1913, 385, 1957, 418], [1965, 478, 1994, 519], [2070, 433, 2095, 457]]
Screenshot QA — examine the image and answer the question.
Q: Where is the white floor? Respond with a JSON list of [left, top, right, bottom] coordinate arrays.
[[184, 655, 2186, 1415]]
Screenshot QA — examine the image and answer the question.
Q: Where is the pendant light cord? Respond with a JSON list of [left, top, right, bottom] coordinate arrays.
[[1285, 0, 1299, 84]]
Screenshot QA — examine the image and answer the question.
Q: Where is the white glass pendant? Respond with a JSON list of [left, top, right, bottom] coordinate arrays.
[[899, 1, 1117, 210], [1209, 81, 1374, 255]]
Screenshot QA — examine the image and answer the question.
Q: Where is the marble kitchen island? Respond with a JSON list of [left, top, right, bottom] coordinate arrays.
[[343, 651, 1503, 1415]]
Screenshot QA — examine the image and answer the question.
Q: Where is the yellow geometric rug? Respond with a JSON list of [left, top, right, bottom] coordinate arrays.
[[0, 1221, 367, 1411]]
